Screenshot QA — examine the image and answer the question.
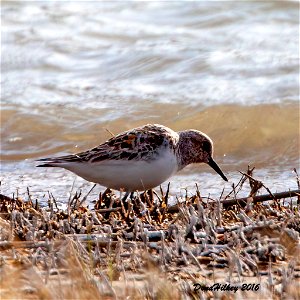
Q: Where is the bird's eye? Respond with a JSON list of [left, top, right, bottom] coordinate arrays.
[[202, 141, 211, 153]]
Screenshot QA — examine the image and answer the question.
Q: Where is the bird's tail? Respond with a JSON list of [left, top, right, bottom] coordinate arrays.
[[36, 152, 84, 167], [36, 162, 60, 167], [36, 156, 69, 167]]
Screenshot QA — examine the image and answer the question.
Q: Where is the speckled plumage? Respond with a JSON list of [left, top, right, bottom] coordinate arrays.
[[37, 124, 227, 191], [51, 124, 178, 163]]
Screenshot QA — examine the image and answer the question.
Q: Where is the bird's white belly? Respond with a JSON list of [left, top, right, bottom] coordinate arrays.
[[65, 152, 178, 191]]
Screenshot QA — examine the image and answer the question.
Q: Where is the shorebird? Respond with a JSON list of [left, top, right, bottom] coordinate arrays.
[[37, 124, 228, 192]]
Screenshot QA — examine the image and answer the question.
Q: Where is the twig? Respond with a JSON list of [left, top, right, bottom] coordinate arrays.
[[195, 183, 202, 202], [26, 187, 32, 202], [164, 182, 170, 206], [50, 192, 59, 210], [104, 128, 115, 137], [231, 183, 242, 208], [67, 177, 76, 216], [239, 171, 263, 197], [95, 207, 122, 213], [71, 190, 82, 211], [240, 172, 273, 197], [224, 172, 247, 200], [152, 190, 163, 204], [159, 185, 164, 201], [78, 184, 96, 208], [293, 168, 300, 205]]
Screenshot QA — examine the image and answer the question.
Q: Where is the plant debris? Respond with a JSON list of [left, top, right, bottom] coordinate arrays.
[[0, 167, 300, 299]]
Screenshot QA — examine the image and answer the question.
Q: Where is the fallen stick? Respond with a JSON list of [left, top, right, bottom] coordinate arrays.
[[221, 189, 300, 208], [0, 240, 52, 250], [166, 189, 300, 212], [95, 207, 122, 213]]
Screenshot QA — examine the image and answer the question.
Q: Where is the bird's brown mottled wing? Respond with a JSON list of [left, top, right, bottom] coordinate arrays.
[[89, 124, 176, 162], [38, 124, 178, 164]]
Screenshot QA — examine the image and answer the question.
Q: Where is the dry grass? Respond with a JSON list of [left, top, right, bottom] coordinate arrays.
[[1, 168, 300, 299]]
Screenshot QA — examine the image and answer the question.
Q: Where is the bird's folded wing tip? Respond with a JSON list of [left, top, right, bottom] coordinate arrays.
[[36, 157, 53, 162], [36, 163, 56, 167]]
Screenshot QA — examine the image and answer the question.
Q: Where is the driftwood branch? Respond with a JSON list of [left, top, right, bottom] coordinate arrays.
[[221, 189, 300, 208], [166, 189, 300, 212], [95, 207, 122, 213]]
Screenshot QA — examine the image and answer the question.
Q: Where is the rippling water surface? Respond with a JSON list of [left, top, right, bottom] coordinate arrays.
[[1, 1, 299, 202]]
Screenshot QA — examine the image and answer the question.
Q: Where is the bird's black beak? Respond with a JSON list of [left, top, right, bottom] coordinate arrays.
[[207, 157, 228, 181]]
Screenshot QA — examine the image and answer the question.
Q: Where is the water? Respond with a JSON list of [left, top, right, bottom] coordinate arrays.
[[1, 1, 299, 203]]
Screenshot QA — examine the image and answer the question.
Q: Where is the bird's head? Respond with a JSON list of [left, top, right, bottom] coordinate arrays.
[[177, 130, 228, 181]]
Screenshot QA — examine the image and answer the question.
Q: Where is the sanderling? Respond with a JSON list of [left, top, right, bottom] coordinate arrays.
[[37, 124, 227, 191]]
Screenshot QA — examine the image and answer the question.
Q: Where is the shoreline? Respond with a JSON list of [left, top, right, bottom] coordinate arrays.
[[1, 169, 300, 299]]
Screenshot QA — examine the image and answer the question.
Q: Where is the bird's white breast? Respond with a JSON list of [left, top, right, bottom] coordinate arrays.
[[65, 147, 179, 191]]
